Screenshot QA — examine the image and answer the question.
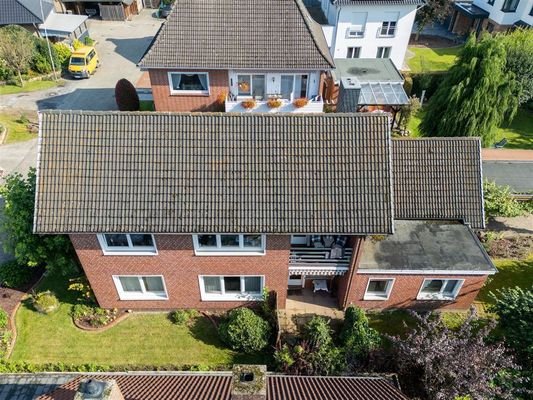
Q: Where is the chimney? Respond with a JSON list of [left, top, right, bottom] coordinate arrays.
[[231, 365, 267, 400], [74, 379, 124, 400]]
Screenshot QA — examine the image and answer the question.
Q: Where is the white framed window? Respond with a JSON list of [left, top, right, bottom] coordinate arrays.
[[97, 234, 157, 255], [192, 234, 266, 256], [237, 74, 266, 100], [363, 278, 395, 300], [199, 275, 264, 301], [347, 47, 361, 59], [346, 12, 366, 38], [113, 275, 168, 300], [280, 74, 308, 100], [417, 279, 465, 301], [376, 47, 392, 59], [168, 72, 209, 95], [379, 21, 397, 37]]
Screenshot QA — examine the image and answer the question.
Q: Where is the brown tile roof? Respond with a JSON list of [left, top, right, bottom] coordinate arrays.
[[35, 111, 393, 235], [332, 0, 424, 5], [37, 373, 409, 400], [392, 138, 485, 229], [138, 0, 334, 70]]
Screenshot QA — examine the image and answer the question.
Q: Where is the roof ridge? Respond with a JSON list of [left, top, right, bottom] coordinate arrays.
[[293, 0, 335, 68]]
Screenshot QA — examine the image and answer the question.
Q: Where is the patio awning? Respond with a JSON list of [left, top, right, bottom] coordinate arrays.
[[359, 82, 409, 106], [454, 2, 490, 18], [39, 12, 88, 38], [288, 267, 348, 276]]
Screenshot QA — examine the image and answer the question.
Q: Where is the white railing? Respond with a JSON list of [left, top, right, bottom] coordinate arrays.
[[289, 247, 353, 269]]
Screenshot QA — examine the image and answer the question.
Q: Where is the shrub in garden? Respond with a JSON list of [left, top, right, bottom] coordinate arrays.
[[170, 309, 199, 325], [53, 43, 72, 70], [32, 291, 59, 314], [484, 180, 531, 219], [84, 36, 95, 46], [71, 304, 117, 328], [0, 308, 8, 329], [340, 306, 381, 369], [30, 37, 60, 74], [302, 316, 333, 347], [115, 78, 140, 111], [0, 260, 33, 289], [218, 308, 270, 353]]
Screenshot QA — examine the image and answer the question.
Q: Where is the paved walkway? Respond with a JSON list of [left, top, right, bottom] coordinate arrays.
[[0, 374, 75, 400], [487, 216, 533, 237], [482, 149, 533, 161]]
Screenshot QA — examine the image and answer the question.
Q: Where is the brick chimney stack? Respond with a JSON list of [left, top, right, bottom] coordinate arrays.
[[230, 365, 267, 400]]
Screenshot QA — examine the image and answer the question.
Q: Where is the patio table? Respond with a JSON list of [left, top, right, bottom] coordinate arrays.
[[313, 279, 329, 293]]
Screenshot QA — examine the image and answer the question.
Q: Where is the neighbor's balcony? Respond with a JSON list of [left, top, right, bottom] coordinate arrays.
[[289, 246, 353, 274], [225, 94, 324, 113]]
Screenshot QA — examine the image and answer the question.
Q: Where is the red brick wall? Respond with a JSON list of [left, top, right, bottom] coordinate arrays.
[[71, 234, 290, 310], [337, 237, 364, 309], [345, 273, 488, 311], [149, 69, 228, 112]]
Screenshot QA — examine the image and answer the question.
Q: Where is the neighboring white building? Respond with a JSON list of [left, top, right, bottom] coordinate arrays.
[[319, 0, 423, 69], [450, 0, 532, 34]]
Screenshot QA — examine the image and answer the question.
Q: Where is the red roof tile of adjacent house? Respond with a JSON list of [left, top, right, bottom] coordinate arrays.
[[37, 372, 409, 400]]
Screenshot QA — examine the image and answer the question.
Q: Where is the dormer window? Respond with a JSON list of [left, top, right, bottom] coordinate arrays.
[[168, 72, 209, 95]]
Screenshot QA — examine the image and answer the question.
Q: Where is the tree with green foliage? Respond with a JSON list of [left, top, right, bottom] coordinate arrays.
[[218, 307, 270, 353], [498, 29, 533, 105], [420, 34, 518, 146], [0, 25, 34, 86], [340, 306, 381, 369], [414, 0, 452, 41], [0, 169, 75, 274]]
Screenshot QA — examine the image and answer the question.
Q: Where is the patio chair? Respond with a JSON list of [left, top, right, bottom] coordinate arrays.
[[494, 138, 507, 149]]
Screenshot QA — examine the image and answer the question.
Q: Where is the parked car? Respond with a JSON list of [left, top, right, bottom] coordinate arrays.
[[68, 46, 99, 79], [158, 1, 173, 18]]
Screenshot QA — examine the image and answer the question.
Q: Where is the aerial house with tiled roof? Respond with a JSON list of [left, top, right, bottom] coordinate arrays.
[[138, 0, 335, 113], [35, 112, 496, 312]]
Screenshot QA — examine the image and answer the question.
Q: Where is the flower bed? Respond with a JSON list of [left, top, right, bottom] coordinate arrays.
[[71, 304, 120, 329]]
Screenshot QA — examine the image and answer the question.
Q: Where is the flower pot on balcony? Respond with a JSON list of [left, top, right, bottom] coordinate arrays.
[[241, 99, 256, 109], [267, 98, 283, 109], [293, 98, 309, 108]]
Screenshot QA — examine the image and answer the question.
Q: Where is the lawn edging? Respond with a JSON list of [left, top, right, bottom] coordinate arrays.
[[72, 311, 130, 332]]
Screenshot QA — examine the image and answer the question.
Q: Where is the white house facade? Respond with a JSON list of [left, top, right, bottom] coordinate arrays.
[[319, 0, 423, 69]]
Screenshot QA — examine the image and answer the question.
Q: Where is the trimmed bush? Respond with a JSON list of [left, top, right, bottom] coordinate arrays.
[[115, 78, 140, 111], [170, 309, 199, 325], [32, 291, 59, 314], [340, 306, 381, 366], [0, 308, 8, 329], [0, 260, 33, 288], [219, 308, 270, 353], [53, 43, 72, 70], [302, 316, 333, 348]]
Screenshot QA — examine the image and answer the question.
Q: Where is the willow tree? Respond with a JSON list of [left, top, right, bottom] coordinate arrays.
[[420, 35, 518, 146]]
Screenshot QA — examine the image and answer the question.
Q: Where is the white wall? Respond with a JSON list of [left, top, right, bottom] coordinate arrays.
[[473, 0, 533, 26], [331, 4, 417, 69]]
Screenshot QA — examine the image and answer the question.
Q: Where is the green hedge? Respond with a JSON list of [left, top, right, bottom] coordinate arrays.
[[0, 360, 230, 373], [408, 72, 448, 100]]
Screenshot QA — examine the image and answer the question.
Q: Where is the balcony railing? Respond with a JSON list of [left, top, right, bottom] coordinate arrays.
[[225, 95, 324, 113], [289, 246, 353, 270]]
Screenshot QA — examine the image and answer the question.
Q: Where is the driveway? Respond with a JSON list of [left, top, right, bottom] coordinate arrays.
[[0, 10, 162, 178], [0, 9, 162, 112]]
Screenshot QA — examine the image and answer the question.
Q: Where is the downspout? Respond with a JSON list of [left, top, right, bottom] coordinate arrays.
[[339, 237, 365, 309]]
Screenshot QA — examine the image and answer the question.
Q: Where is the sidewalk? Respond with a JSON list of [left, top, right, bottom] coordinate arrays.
[[482, 149, 533, 161]]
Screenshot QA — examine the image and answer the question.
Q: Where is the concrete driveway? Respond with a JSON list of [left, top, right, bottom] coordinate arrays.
[[0, 10, 162, 178], [0, 9, 162, 112]]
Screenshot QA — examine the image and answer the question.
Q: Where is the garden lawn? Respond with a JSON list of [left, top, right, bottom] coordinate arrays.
[[0, 112, 37, 144], [475, 256, 533, 313], [0, 80, 58, 95], [406, 46, 462, 73], [11, 271, 265, 366], [493, 108, 533, 149]]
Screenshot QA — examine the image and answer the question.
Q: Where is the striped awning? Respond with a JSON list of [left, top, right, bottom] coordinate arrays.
[[288, 268, 348, 276]]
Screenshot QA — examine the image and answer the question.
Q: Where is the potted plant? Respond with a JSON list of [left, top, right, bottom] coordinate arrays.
[[238, 81, 250, 92], [241, 99, 256, 109], [267, 97, 283, 109], [293, 98, 309, 108]]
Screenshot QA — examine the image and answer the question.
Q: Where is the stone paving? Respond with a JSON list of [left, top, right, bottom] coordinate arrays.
[[0, 374, 76, 400]]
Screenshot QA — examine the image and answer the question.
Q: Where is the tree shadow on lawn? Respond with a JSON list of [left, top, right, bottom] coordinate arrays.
[[188, 317, 271, 366]]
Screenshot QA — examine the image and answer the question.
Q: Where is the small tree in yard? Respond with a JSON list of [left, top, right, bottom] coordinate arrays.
[[0, 25, 34, 86], [387, 308, 520, 400], [218, 308, 270, 353], [414, 0, 452, 41], [499, 29, 533, 106], [0, 169, 75, 274], [115, 78, 140, 111], [340, 306, 381, 370], [420, 34, 518, 146]]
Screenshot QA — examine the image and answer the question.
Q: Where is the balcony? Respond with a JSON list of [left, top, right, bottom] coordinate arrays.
[[288, 246, 353, 275], [225, 95, 324, 113]]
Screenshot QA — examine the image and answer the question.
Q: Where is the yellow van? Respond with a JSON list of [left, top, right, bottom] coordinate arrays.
[[68, 46, 99, 79]]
